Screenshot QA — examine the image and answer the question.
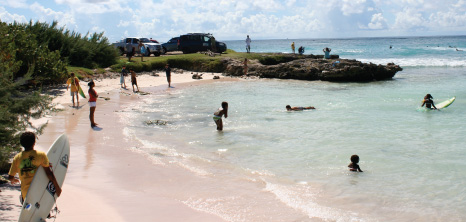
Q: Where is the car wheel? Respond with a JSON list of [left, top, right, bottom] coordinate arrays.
[[145, 49, 151, 56], [153, 52, 161, 57], [182, 48, 190, 54], [162, 47, 167, 55]]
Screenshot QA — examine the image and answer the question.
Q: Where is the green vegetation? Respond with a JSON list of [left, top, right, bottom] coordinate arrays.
[[0, 20, 119, 170], [0, 22, 52, 171]]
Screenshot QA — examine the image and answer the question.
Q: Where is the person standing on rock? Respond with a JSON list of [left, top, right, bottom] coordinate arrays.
[[245, 35, 251, 53], [291, 42, 295, 54]]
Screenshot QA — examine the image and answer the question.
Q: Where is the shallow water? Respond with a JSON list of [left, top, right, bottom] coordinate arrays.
[[119, 36, 466, 221]]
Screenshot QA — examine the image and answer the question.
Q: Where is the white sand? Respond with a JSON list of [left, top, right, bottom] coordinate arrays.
[[1, 71, 232, 222]]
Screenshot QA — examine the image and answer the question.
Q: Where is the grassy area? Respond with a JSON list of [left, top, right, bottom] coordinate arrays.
[[68, 50, 305, 76]]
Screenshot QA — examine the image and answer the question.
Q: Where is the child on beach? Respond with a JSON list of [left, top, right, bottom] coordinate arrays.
[[421, 94, 437, 109], [213, 102, 228, 131], [130, 69, 140, 92], [286, 105, 315, 111], [348, 155, 363, 172], [8, 132, 62, 203], [88, 81, 99, 128], [120, 66, 128, 88], [66, 72, 80, 107]]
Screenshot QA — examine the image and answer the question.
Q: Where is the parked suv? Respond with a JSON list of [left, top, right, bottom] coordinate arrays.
[[113, 37, 162, 56], [161, 37, 180, 54], [178, 33, 227, 54]]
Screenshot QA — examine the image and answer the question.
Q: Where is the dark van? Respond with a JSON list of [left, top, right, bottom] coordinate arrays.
[[179, 33, 227, 54]]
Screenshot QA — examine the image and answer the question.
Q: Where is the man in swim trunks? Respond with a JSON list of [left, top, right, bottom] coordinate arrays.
[[286, 105, 315, 111]]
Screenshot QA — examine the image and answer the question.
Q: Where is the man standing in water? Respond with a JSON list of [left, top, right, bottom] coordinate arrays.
[[245, 35, 251, 53], [291, 42, 295, 54], [165, 63, 172, 88]]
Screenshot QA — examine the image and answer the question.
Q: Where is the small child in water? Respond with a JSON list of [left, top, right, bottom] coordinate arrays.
[[286, 105, 315, 111], [213, 102, 228, 131], [348, 155, 363, 172]]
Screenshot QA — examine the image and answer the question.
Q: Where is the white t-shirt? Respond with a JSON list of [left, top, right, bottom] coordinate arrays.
[[245, 37, 251, 46]]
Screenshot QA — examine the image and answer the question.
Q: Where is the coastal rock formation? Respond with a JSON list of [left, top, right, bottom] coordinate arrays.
[[223, 54, 402, 82]]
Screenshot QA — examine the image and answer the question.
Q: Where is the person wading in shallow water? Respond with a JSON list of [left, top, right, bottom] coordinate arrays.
[[88, 81, 99, 128], [421, 94, 437, 110], [213, 101, 228, 131]]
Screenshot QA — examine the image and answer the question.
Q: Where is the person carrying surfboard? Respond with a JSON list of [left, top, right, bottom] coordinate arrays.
[[66, 72, 81, 107], [8, 132, 62, 203], [421, 94, 437, 110]]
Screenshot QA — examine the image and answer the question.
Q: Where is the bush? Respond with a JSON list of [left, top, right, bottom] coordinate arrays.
[[258, 55, 296, 65]]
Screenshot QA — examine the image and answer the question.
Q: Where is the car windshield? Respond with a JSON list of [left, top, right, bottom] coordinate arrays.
[[140, 38, 151, 43]]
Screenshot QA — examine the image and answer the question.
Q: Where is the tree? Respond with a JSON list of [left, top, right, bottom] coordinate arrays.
[[0, 22, 51, 170]]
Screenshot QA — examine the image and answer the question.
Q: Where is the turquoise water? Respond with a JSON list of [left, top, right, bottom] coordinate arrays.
[[120, 36, 466, 221]]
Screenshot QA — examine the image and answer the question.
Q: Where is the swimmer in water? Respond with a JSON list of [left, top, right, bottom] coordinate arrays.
[[421, 94, 437, 110], [286, 105, 315, 111]]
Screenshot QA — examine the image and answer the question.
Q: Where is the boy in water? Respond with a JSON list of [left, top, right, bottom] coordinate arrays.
[[421, 94, 437, 109], [130, 69, 140, 92], [8, 132, 62, 203], [213, 102, 228, 131], [348, 155, 363, 172], [286, 105, 315, 111]]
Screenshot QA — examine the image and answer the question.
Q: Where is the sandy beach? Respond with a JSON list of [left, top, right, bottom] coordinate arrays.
[[1, 71, 232, 222]]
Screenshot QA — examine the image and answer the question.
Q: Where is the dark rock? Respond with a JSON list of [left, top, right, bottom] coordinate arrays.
[[222, 55, 402, 82]]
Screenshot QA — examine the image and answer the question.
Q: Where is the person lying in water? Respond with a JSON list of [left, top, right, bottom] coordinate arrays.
[[286, 105, 315, 111], [421, 94, 437, 110]]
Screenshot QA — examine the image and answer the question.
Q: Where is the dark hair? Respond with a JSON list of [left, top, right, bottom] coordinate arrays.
[[425, 94, 433, 99], [350, 155, 359, 163], [88, 81, 95, 87], [286, 105, 291, 109], [221, 101, 228, 109], [71, 72, 75, 76], [20, 132, 36, 150]]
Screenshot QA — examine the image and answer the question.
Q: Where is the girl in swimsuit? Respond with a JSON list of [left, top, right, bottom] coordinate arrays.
[[421, 94, 437, 109], [348, 154, 363, 172], [213, 101, 228, 131]]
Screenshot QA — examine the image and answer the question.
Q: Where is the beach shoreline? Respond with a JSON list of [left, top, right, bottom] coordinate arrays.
[[1, 71, 235, 221]]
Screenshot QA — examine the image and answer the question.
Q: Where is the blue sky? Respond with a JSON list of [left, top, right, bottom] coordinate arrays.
[[1, 0, 465, 43]]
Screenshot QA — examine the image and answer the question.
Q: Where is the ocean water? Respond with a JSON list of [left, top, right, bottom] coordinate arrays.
[[119, 36, 466, 221]]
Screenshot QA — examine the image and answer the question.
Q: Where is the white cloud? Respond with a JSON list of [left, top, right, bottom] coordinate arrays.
[[366, 13, 388, 29], [0, 6, 27, 23], [393, 8, 426, 30], [29, 2, 76, 27], [0, 0, 28, 8]]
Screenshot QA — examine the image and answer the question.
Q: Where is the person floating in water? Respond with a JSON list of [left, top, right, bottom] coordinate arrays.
[[286, 105, 315, 111], [348, 154, 363, 172], [421, 94, 437, 110], [213, 101, 228, 131]]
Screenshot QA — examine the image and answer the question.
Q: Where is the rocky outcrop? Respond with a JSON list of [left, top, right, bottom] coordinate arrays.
[[222, 54, 402, 82]]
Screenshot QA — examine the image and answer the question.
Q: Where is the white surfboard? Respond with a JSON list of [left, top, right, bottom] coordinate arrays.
[[436, 97, 456, 109], [18, 134, 70, 222]]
